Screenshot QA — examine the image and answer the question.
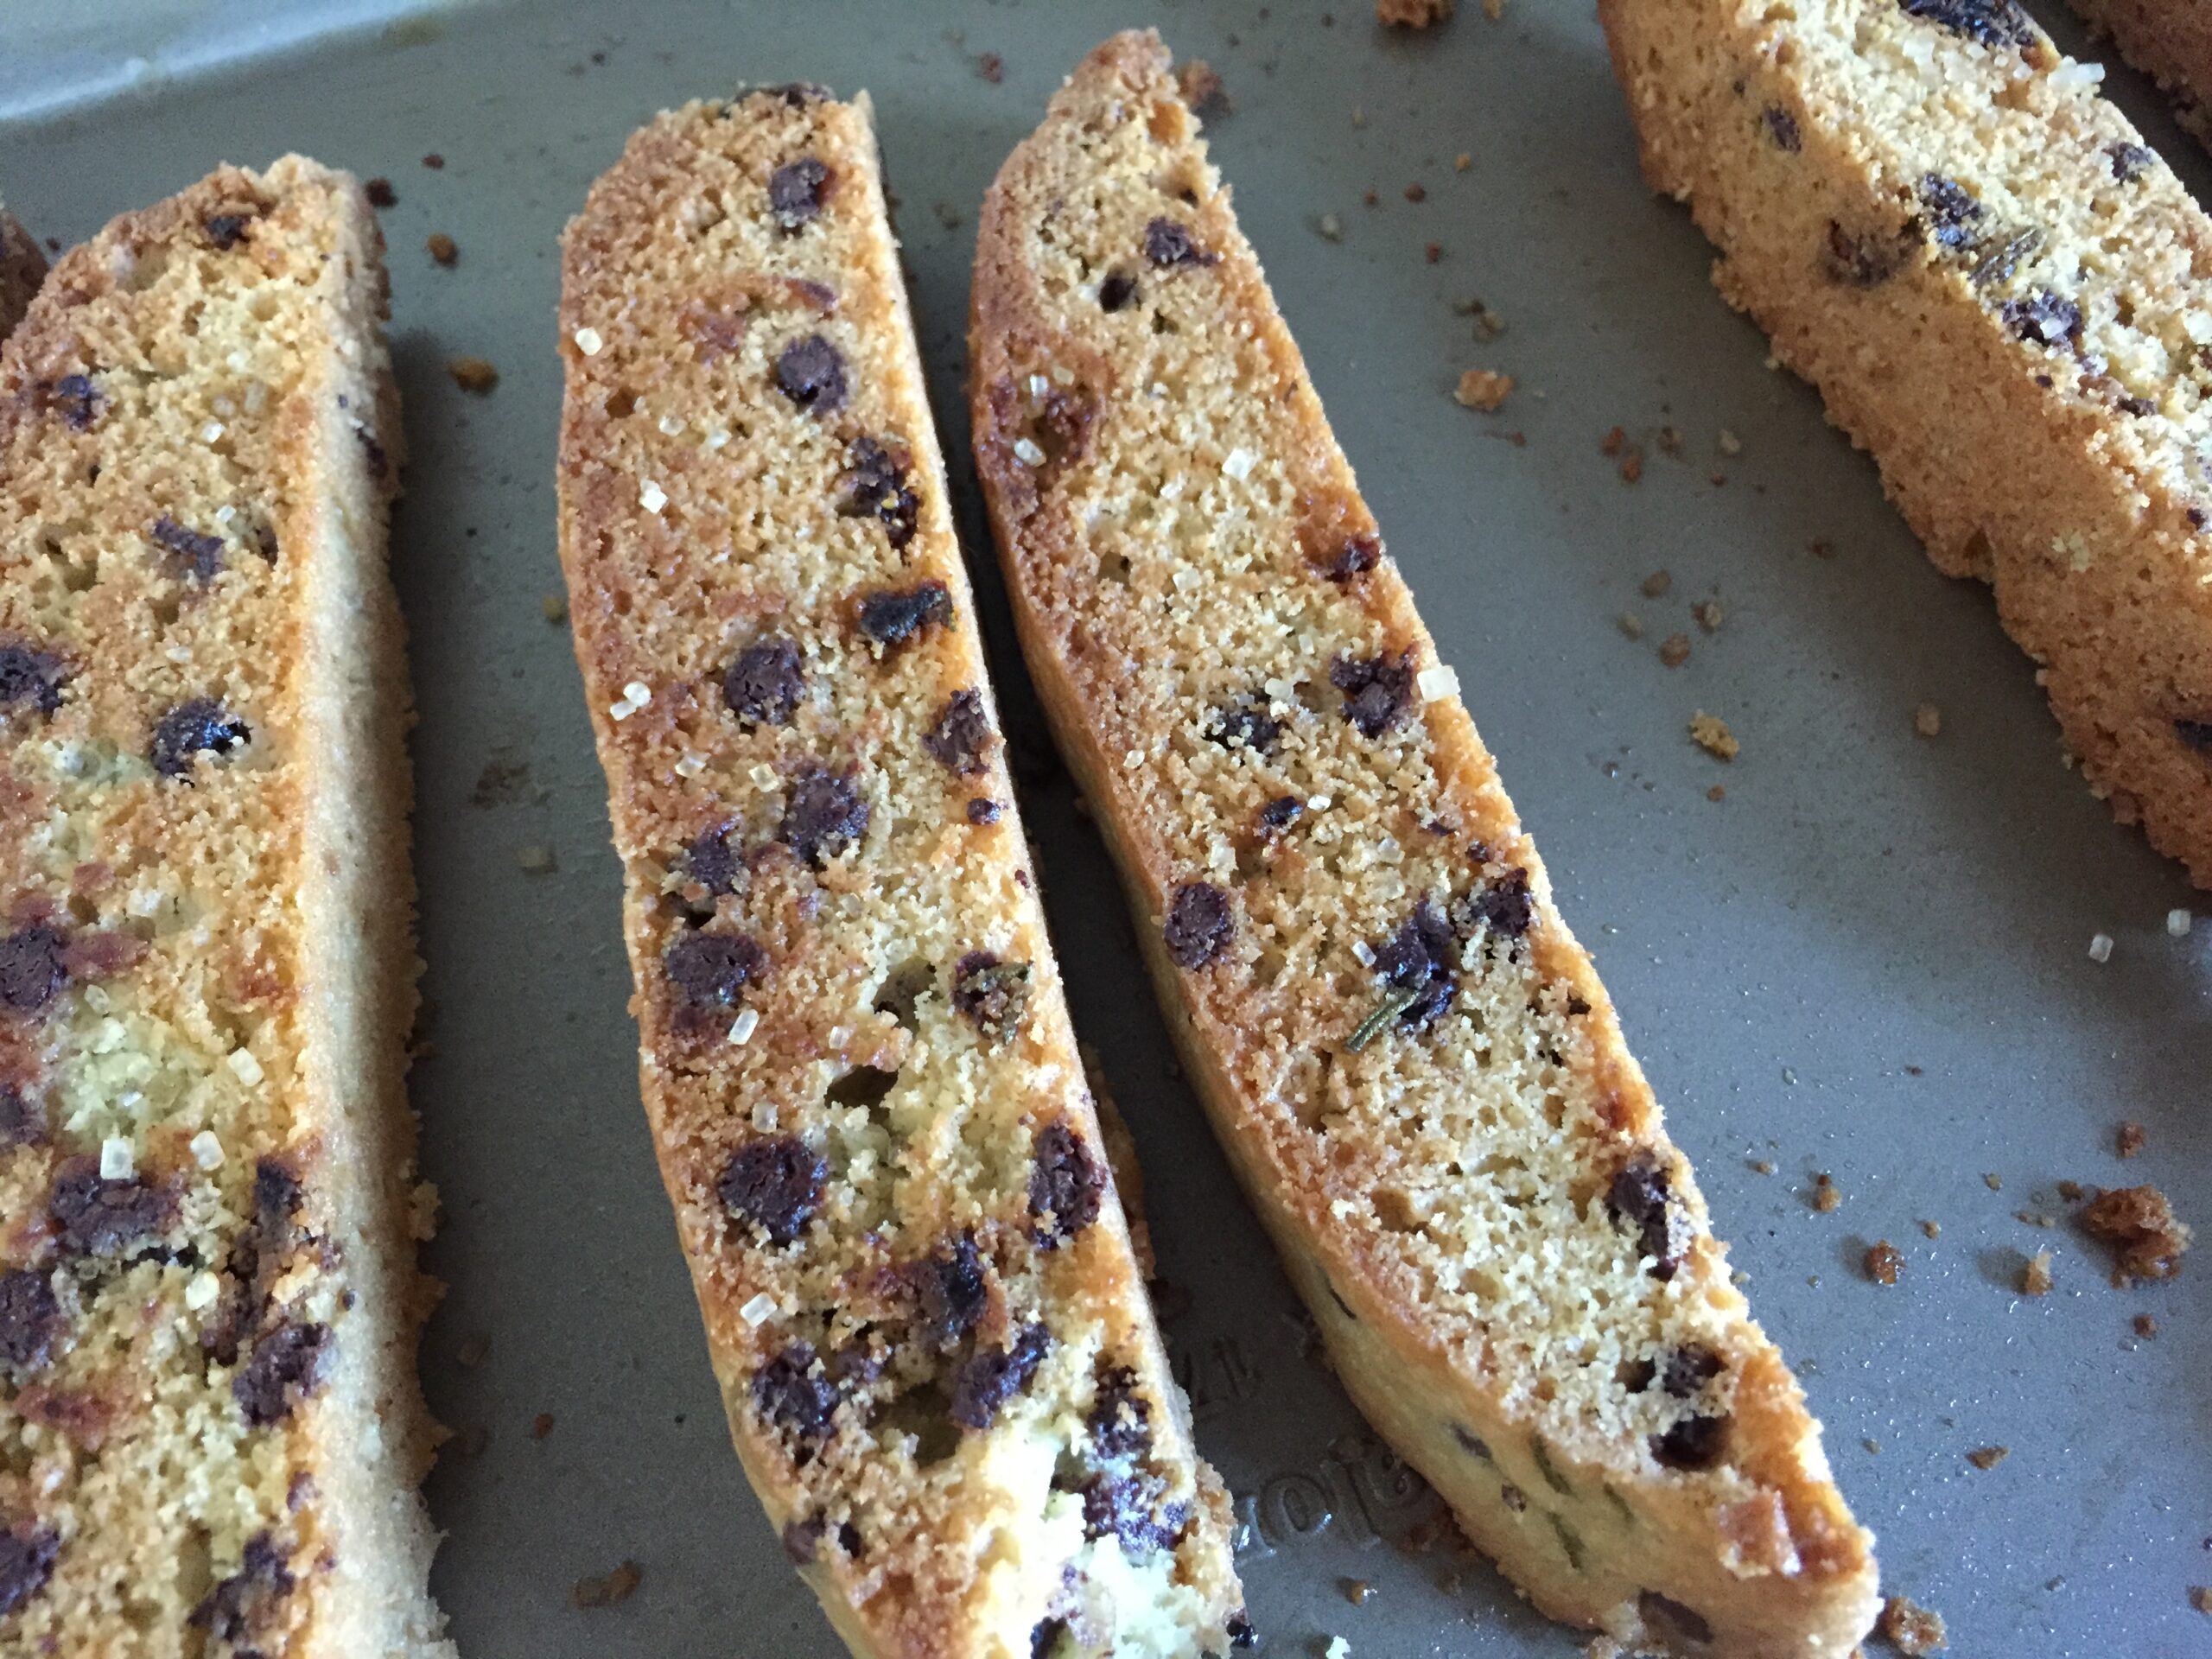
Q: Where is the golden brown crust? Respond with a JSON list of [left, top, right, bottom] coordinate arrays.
[[2069, 0, 2212, 142], [0, 159, 447, 1656], [0, 207, 42, 340], [556, 87, 1241, 1659], [971, 30, 1876, 1656]]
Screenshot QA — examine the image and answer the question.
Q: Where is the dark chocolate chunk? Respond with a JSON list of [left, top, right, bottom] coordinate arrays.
[[1638, 1591, 1714, 1647], [1032, 1618, 1071, 1658], [205, 213, 251, 250], [151, 516, 226, 582], [719, 1136, 827, 1244], [1099, 271, 1138, 312], [917, 1234, 989, 1345], [1080, 1470, 1183, 1556], [357, 427, 390, 480], [1256, 794, 1303, 835], [775, 334, 849, 413], [43, 374, 99, 431], [2002, 290, 2082, 349], [2107, 142, 2156, 183], [1163, 881, 1232, 968], [0, 640, 67, 716], [0, 927, 66, 1017], [685, 823, 741, 899], [967, 798, 1003, 826], [365, 177, 397, 208], [761, 82, 831, 106], [925, 690, 995, 774], [724, 637, 806, 728], [1143, 218, 1216, 269], [1621, 1357, 1658, 1394], [1228, 1611, 1259, 1649], [1330, 652, 1414, 738], [1321, 533, 1382, 584], [951, 951, 1030, 1044], [781, 1515, 826, 1564], [1662, 1344, 1725, 1398], [1764, 107, 1801, 151], [1607, 1150, 1686, 1281], [0, 1271, 60, 1371], [1206, 699, 1281, 755], [50, 1164, 175, 1257], [665, 930, 766, 1010], [1969, 227, 2044, 289], [2177, 717, 2212, 753], [191, 1531, 294, 1641], [1649, 1412, 1729, 1471], [1898, 0, 2036, 47], [1086, 1366, 1152, 1461], [840, 436, 919, 549], [1916, 175, 1983, 249], [1028, 1119, 1103, 1245], [768, 157, 830, 228], [753, 1343, 840, 1444], [1453, 866, 1534, 940], [0, 1522, 59, 1616], [1451, 1423, 1492, 1459], [1821, 219, 1914, 287], [950, 1322, 1051, 1428], [150, 698, 250, 778], [1372, 899, 1459, 1028], [779, 767, 870, 865], [0, 1083, 37, 1146], [856, 582, 951, 648], [234, 1321, 332, 1425]]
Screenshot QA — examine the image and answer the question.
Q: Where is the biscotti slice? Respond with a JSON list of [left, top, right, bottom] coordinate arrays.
[[970, 32, 1878, 1657], [557, 86, 1246, 1658], [0, 162, 447, 1653], [2067, 0, 2212, 144], [1603, 0, 2212, 887], [0, 200, 42, 339]]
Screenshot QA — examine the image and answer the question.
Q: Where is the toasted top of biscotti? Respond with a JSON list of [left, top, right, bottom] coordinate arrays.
[[2, 158, 444, 1655], [557, 86, 1244, 1658], [0, 202, 43, 339], [971, 29, 1876, 1653]]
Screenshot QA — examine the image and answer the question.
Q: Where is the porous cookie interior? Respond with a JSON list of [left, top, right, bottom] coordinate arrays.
[[971, 31, 1874, 1653], [556, 87, 1243, 1658]]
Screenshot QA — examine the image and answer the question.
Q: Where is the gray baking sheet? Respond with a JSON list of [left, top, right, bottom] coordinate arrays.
[[3, 1, 2206, 1653]]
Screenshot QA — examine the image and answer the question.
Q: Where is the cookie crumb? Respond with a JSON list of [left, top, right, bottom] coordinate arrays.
[[1876, 1594, 1947, 1654], [1811, 1173, 1841, 1213], [1176, 59, 1229, 114], [1453, 369, 1514, 411], [1707, 785, 1726, 803], [1689, 711, 1738, 760], [1965, 1445, 2009, 1470], [1619, 448, 1644, 483], [1910, 702, 1942, 739], [978, 52, 1005, 83], [1618, 613, 1644, 640], [365, 177, 397, 209], [2117, 1122, 2146, 1159], [1452, 297, 1505, 340], [1377, 0, 1453, 24], [1640, 569, 1673, 598], [1751, 1159, 1776, 1175], [1657, 426, 1684, 457], [517, 845, 556, 874], [1984, 1173, 2003, 1192], [532, 1412, 555, 1439], [2193, 1586, 2212, 1615], [1484, 0, 1505, 16], [1659, 633, 1691, 669], [1717, 428, 1743, 456], [427, 232, 457, 266], [1454, 151, 1471, 170], [543, 593, 569, 624], [1921, 1219, 1941, 1239], [572, 1560, 643, 1608], [2134, 1312, 2158, 1338], [1809, 537, 1835, 558], [1692, 598, 1724, 633], [2081, 1185, 2192, 1282], [1318, 213, 1344, 242], [1341, 1579, 1374, 1605], [1405, 181, 1427, 203], [448, 355, 499, 394], [2020, 1249, 2052, 1295], [1865, 1240, 1903, 1285], [2088, 931, 2114, 963]]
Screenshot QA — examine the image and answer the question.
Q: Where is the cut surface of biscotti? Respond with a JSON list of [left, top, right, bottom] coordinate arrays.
[[2068, 0, 2212, 143], [1604, 0, 2212, 887], [557, 86, 1245, 1659], [970, 31, 1878, 1658], [0, 161, 448, 1655], [0, 200, 43, 340]]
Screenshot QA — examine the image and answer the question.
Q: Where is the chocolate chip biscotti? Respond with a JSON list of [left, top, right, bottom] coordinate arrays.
[[0, 162, 448, 1654], [0, 200, 43, 339], [557, 86, 1246, 1658], [2067, 0, 2212, 144], [1604, 0, 2212, 887], [971, 31, 1878, 1657]]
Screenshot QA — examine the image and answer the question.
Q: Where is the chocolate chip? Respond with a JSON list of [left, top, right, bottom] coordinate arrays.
[[0, 640, 66, 717], [42, 374, 99, 430], [724, 637, 806, 728], [1821, 219, 1914, 287], [917, 1234, 988, 1345], [1898, 0, 2036, 47], [2002, 290, 2082, 348], [1079, 1469, 1183, 1556], [49, 1162, 175, 1257], [1649, 1411, 1728, 1471], [0, 1522, 58, 1616], [967, 798, 1002, 825], [925, 690, 995, 774], [951, 951, 1030, 1044], [151, 516, 225, 582], [150, 698, 250, 778], [856, 582, 951, 648], [191, 1531, 294, 1641], [1028, 1119, 1103, 1245], [775, 334, 849, 413], [1144, 218, 1216, 269], [753, 1343, 840, 1444], [205, 214, 252, 250], [1032, 1618, 1071, 1658], [365, 177, 397, 208], [1099, 271, 1139, 313], [1228, 1611, 1259, 1649], [950, 1322, 1051, 1428], [234, 1321, 332, 1425], [1452, 867, 1533, 940], [1257, 794, 1303, 835], [0, 1083, 38, 1146], [1621, 1358, 1657, 1394], [779, 768, 870, 865], [1662, 1344, 1724, 1397], [1967, 227, 2044, 291], [1373, 899, 1459, 1028], [840, 437, 919, 549], [0, 1272, 60, 1371], [685, 824, 741, 899], [357, 428, 390, 481], [1207, 699, 1280, 755], [1163, 881, 1232, 968], [665, 930, 766, 1010], [1451, 1423, 1492, 1459], [1330, 652, 1414, 738], [2107, 142, 2156, 183], [1087, 1366, 1152, 1461], [1321, 534, 1383, 584], [719, 1136, 826, 1245], [781, 1515, 826, 1564], [1638, 1591, 1713, 1647], [761, 82, 831, 106], [0, 927, 66, 1017], [769, 157, 830, 228], [1764, 107, 1800, 151], [2120, 395, 2156, 416], [2177, 718, 2212, 753], [1916, 175, 1983, 249], [1607, 1150, 1686, 1281]]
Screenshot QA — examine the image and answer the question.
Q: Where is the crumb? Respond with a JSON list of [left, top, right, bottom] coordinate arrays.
[[532, 1412, 555, 1439], [1324, 1638, 1352, 1659], [978, 52, 1005, 83], [2135, 1313, 2158, 1338], [1659, 633, 1691, 668], [2118, 1122, 2146, 1159], [1454, 152, 1471, 170], [1452, 297, 1505, 340], [1865, 1240, 1903, 1286], [2081, 1185, 2192, 1282], [2056, 1179, 2088, 1202], [1454, 369, 1514, 411], [1377, 0, 1453, 24], [2088, 931, 2114, 963], [543, 593, 569, 624], [1985, 1173, 2003, 1192], [1353, 108, 1368, 130], [1863, 1438, 1881, 1453], [1619, 448, 1644, 484], [1707, 785, 1726, 803], [1425, 241, 1443, 264], [1717, 428, 1743, 456], [1809, 537, 1835, 558], [1689, 712, 1738, 760], [1657, 426, 1684, 457], [1876, 1594, 1947, 1654], [1618, 613, 1644, 640], [572, 1560, 643, 1609], [1914, 702, 1942, 739], [1484, 0, 1505, 16], [1640, 569, 1673, 598], [1341, 1579, 1373, 1605], [1692, 598, 1724, 632], [1708, 471, 1728, 486], [456, 1333, 490, 1369], [1812, 1173, 1841, 1213], [2170, 907, 2194, 937], [1966, 1445, 2008, 1470], [2194, 1586, 2212, 1615], [517, 844, 556, 874], [1318, 213, 1344, 242], [1921, 1219, 1941, 1239], [1363, 187, 1379, 206], [365, 177, 396, 209], [1751, 1159, 1776, 1175], [1405, 181, 1428, 203], [2017, 1211, 2055, 1229], [448, 356, 499, 394], [1176, 59, 1229, 114], [422, 152, 445, 169], [1602, 427, 1627, 458], [426, 232, 457, 266]]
